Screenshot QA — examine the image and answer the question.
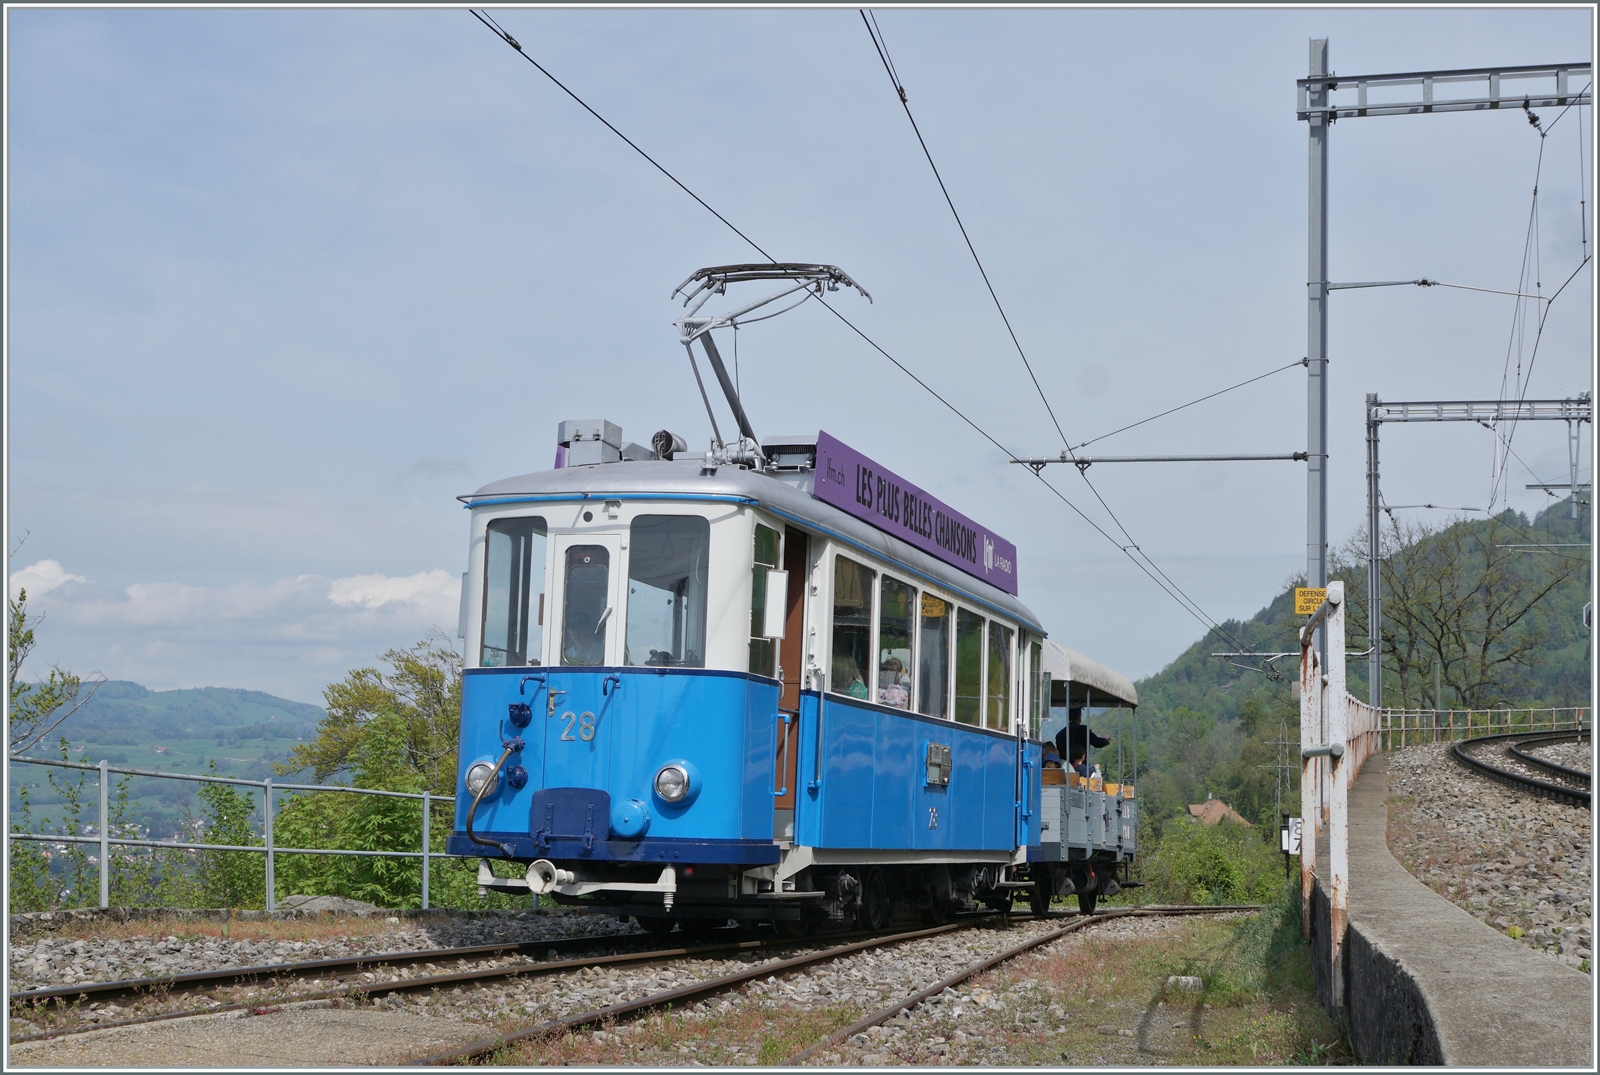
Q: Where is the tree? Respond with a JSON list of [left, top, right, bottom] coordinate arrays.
[[7, 588, 102, 756], [271, 637, 527, 909], [279, 636, 462, 790], [1337, 511, 1585, 709]]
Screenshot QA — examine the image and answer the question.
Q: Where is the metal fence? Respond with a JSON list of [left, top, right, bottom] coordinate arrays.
[[7, 756, 455, 911], [1377, 706, 1590, 750]]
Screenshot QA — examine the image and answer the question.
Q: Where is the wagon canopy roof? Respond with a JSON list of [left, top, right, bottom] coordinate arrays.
[[1040, 639, 1138, 708], [466, 460, 1044, 633]]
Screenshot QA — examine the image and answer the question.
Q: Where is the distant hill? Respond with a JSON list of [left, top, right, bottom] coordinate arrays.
[[1124, 499, 1590, 832], [1135, 499, 1591, 724], [9, 682, 326, 841]]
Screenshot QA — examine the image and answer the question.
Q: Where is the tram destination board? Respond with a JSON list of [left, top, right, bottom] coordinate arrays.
[[813, 431, 1018, 594]]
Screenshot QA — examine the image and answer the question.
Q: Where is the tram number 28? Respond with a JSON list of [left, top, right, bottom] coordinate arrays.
[[560, 711, 597, 742]]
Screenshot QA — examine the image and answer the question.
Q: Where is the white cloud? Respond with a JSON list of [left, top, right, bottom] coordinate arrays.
[[23, 568, 465, 702], [329, 570, 459, 616], [9, 559, 87, 600]]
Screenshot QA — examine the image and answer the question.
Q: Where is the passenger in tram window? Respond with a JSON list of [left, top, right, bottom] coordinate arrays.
[[877, 656, 909, 709], [832, 654, 869, 699], [1041, 743, 1063, 769]]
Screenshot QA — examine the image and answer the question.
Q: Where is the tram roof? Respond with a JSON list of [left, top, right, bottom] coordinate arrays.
[[1040, 639, 1138, 708], [465, 460, 1045, 633]]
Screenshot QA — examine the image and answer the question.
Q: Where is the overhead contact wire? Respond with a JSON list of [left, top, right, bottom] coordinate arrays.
[[469, 10, 1254, 655], [858, 11, 1249, 648], [469, 9, 775, 265]]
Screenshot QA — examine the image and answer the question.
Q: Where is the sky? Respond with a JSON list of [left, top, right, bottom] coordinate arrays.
[[6, 5, 1594, 705]]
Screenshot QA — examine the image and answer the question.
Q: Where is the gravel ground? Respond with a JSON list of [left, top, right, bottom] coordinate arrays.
[[9, 1004, 490, 1068], [12, 910, 1347, 1066], [807, 914, 1206, 1067], [1525, 739, 1591, 773], [6, 908, 636, 994], [1386, 742, 1592, 970]]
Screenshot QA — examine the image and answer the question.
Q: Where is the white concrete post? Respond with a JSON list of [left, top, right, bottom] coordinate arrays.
[[1325, 582, 1348, 1007], [98, 759, 110, 910], [1299, 637, 1319, 938], [264, 778, 275, 912], [421, 792, 431, 911]]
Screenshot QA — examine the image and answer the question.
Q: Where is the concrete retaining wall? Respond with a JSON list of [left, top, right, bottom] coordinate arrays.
[[1309, 870, 1445, 1064]]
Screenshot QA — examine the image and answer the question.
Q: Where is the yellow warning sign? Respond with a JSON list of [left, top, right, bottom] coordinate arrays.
[[1295, 587, 1328, 615]]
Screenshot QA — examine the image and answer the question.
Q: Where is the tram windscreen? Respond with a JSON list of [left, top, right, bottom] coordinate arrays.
[[561, 545, 611, 666], [986, 623, 1013, 731], [916, 593, 950, 719], [625, 515, 709, 668], [954, 609, 984, 726], [877, 577, 914, 710], [830, 556, 875, 699], [481, 516, 547, 667]]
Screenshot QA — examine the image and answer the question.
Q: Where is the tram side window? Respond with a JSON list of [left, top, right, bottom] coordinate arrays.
[[916, 593, 951, 719], [877, 577, 915, 710], [481, 517, 548, 667], [748, 524, 780, 678], [625, 515, 709, 668], [830, 556, 875, 700], [954, 608, 984, 726], [561, 545, 611, 666], [986, 623, 1014, 731], [1028, 639, 1043, 740]]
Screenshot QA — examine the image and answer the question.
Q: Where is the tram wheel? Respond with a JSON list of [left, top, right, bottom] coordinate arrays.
[[636, 916, 676, 938], [1076, 889, 1098, 915], [1029, 880, 1051, 917], [861, 868, 893, 932]]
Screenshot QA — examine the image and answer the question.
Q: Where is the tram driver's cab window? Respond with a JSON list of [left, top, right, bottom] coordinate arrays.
[[830, 556, 875, 700], [561, 546, 611, 666], [625, 515, 709, 668], [481, 516, 547, 667]]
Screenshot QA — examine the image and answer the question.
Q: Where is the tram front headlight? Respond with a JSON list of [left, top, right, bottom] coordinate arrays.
[[466, 761, 500, 798], [653, 764, 689, 803]]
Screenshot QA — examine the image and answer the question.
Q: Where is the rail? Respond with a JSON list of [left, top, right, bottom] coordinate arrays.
[[1451, 730, 1592, 808], [6, 755, 455, 912]]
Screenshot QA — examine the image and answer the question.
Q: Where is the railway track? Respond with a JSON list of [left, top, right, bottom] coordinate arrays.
[[1451, 729, 1592, 808], [400, 905, 1259, 1066], [11, 926, 697, 1009], [11, 905, 1257, 1058], [8, 927, 799, 1044], [10, 916, 1001, 1043]]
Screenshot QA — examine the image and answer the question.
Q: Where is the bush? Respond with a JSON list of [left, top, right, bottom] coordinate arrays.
[[1144, 818, 1285, 905]]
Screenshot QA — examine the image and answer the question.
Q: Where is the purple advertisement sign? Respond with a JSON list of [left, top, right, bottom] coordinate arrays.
[[812, 431, 1018, 595]]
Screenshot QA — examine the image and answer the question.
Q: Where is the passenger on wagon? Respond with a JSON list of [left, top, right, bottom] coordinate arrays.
[[1054, 707, 1110, 772], [1069, 745, 1102, 782]]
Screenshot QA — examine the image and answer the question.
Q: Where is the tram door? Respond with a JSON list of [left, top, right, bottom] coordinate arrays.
[[542, 535, 623, 790], [773, 528, 808, 841]]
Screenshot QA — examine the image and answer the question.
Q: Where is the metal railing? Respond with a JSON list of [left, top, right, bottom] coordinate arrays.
[[7, 756, 455, 911], [1376, 707, 1589, 749]]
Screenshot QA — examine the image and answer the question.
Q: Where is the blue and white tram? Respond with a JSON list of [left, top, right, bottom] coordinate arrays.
[[449, 423, 1055, 933]]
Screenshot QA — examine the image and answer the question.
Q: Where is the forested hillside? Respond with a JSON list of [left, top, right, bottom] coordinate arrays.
[[1127, 499, 1590, 836]]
